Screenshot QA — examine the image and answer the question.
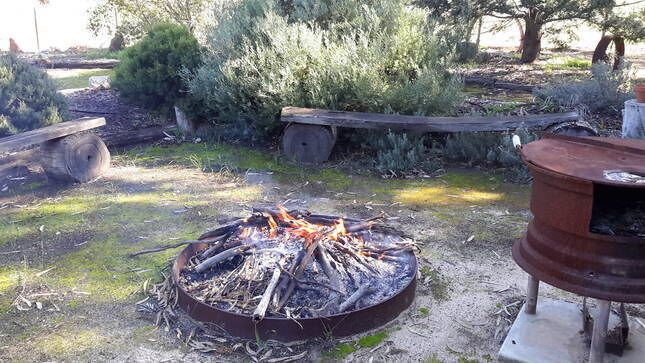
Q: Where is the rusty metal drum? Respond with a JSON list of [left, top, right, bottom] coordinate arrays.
[[513, 135, 645, 303]]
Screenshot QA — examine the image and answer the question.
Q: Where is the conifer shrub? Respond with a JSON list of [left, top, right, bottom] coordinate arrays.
[[112, 23, 202, 114], [186, 0, 463, 141], [0, 54, 67, 137]]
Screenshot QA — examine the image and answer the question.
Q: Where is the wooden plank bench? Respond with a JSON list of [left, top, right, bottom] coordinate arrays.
[[280, 107, 592, 163], [0, 117, 110, 183]]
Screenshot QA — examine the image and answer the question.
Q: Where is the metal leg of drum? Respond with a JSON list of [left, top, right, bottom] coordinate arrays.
[[525, 275, 539, 315], [589, 300, 611, 363]]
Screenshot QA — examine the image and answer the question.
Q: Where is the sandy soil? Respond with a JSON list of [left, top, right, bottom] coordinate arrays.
[[2, 141, 642, 362]]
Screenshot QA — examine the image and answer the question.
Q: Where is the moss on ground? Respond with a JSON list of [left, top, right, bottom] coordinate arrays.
[[34, 328, 107, 358], [420, 266, 450, 301], [0, 142, 531, 361], [119, 143, 527, 209], [324, 331, 388, 360]]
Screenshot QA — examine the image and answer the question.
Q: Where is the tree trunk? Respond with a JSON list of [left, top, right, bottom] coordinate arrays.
[[515, 18, 525, 53], [520, 14, 542, 63], [475, 17, 483, 50]]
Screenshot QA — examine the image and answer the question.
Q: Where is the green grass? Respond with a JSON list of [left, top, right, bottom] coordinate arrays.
[[420, 266, 450, 301], [78, 48, 123, 60], [544, 57, 592, 71], [324, 331, 388, 359], [52, 69, 113, 90], [482, 102, 523, 116], [418, 307, 430, 316]]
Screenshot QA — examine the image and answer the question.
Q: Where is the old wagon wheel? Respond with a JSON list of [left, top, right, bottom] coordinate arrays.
[[41, 133, 111, 183], [282, 124, 337, 163], [545, 120, 598, 137], [592, 35, 625, 70]]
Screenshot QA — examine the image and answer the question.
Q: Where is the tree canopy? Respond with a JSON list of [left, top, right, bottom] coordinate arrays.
[[417, 0, 618, 63]]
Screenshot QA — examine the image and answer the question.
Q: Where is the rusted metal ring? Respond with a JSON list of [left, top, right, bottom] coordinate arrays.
[[172, 243, 417, 342]]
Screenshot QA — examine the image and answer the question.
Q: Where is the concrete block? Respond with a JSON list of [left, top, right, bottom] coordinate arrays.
[[499, 297, 645, 363]]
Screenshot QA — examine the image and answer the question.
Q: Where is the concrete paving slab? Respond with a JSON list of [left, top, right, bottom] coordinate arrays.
[[498, 297, 645, 363]]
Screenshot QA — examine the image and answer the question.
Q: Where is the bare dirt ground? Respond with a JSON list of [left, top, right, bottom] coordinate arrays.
[[3, 141, 641, 362]]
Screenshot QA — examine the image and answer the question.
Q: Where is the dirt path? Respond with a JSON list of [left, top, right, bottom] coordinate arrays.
[[0, 142, 635, 362]]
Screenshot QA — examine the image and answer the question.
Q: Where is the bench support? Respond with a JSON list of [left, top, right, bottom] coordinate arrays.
[[282, 124, 336, 163], [41, 133, 111, 183]]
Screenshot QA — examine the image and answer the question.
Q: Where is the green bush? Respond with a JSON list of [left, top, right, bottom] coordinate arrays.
[[534, 62, 635, 115], [112, 23, 202, 114], [441, 128, 538, 182], [374, 131, 427, 174], [186, 0, 463, 141], [0, 54, 67, 137]]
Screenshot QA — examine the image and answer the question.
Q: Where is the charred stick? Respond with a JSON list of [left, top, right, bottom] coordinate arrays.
[[345, 222, 376, 233], [252, 266, 282, 322], [198, 219, 246, 240], [331, 241, 377, 274], [195, 243, 255, 273], [274, 248, 305, 306], [315, 245, 343, 294], [277, 238, 320, 309], [339, 285, 374, 312], [276, 265, 342, 294], [199, 239, 242, 260], [129, 240, 201, 257]]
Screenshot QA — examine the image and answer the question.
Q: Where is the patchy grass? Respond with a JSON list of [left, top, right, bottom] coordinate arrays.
[[482, 102, 523, 116], [34, 328, 107, 358], [49, 69, 113, 90], [80, 48, 123, 60], [420, 266, 450, 301], [371, 172, 527, 209], [324, 331, 388, 359], [0, 141, 532, 361], [544, 57, 592, 71]]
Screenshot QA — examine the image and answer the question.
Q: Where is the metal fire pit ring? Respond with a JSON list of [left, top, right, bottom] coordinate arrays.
[[172, 242, 417, 342]]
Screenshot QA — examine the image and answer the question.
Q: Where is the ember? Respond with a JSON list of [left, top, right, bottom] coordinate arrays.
[[177, 207, 415, 322]]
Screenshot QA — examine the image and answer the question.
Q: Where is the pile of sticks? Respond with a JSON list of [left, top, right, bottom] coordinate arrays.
[[177, 208, 415, 321]]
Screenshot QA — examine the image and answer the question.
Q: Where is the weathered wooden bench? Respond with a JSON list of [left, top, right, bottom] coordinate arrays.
[[280, 107, 593, 163], [0, 117, 110, 183]]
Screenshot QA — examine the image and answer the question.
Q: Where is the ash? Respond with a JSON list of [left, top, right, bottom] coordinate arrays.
[[178, 208, 416, 319], [590, 200, 645, 238]]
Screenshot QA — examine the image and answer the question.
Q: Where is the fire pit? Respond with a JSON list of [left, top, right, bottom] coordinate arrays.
[[172, 207, 417, 342], [502, 135, 645, 363]]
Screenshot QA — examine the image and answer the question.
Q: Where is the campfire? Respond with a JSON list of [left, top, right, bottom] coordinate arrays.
[[177, 207, 416, 324]]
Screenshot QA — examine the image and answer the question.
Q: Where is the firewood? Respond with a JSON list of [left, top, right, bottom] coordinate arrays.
[[198, 220, 244, 240], [277, 238, 320, 309], [252, 266, 282, 322], [339, 285, 374, 312], [177, 207, 415, 319], [129, 240, 201, 257], [195, 243, 255, 273]]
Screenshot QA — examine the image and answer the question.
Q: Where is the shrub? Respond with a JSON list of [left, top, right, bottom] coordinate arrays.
[[112, 23, 202, 114], [441, 127, 538, 182], [109, 32, 125, 52], [374, 131, 427, 174], [534, 62, 635, 115], [455, 42, 478, 63], [0, 54, 68, 137], [187, 0, 463, 141]]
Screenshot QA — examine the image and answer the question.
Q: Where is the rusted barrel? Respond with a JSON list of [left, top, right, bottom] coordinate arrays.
[[513, 135, 645, 303]]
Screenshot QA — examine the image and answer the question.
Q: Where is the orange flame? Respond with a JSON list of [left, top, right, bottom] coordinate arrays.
[[267, 206, 352, 244], [267, 215, 278, 238]]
